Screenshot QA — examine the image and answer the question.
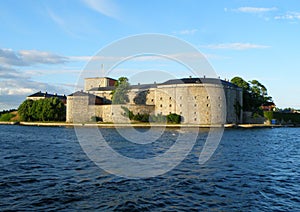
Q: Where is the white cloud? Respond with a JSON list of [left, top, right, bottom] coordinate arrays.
[[274, 12, 300, 20], [0, 48, 67, 66], [19, 50, 68, 65], [82, 0, 120, 20], [0, 48, 72, 109], [174, 29, 198, 35], [69, 55, 123, 62], [203, 43, 270, 50], [0, 79, 70, 110], [234, 7, 277, 13]]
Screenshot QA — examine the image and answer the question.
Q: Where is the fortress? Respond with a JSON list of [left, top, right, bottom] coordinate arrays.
[[66, 77, 243, 124]]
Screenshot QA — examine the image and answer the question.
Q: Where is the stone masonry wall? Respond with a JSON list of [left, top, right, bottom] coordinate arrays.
[[84, 78, 111, 91], [68, 80, 243, 124]]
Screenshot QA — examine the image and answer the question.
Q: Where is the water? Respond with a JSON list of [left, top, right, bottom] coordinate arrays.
[[0, 125, 299, 211]]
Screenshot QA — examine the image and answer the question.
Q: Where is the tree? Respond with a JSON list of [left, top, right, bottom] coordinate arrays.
[[231, 77, 250, 92], [18, 97, 66, 122], [231, 77, 252, 111], [231, 77, 273, 112], [133, 90, 148, 105], [18, 99, 34, 121], [111, 77, 130, 104]]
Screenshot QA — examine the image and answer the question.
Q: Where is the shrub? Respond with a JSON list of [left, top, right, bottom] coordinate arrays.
[[273, 112, 300, 124], [0, 113, 16, 121], [149, 114, 167, 123], [91, 116, 102, 122], [264, 111, 274, 121], [121, 106, 134, 120], [121, 107, 181, 124], [166, 113, 182, 124]]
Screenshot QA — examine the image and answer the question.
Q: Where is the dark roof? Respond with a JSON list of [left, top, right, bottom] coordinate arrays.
[[68, 91, 103, 99], [28, 91, 66, 99], [130, 83, 158, 89], [89, 86, 115, 91], [86, 77, 239, 92], [85, 77, 117, 81], [262, 102, 276, 106], [160, 78, 239, 88]]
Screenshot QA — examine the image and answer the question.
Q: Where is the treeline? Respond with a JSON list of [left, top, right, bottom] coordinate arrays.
[[0, 109, 17, 121], [263, 111, 300, 124], [0, 109, 16, 116], [18, 98, 66, 122]]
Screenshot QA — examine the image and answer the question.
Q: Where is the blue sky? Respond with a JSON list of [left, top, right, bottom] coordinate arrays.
[[1, 0, 300, 109]]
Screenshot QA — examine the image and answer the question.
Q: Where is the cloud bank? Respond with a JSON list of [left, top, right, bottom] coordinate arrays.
[[0, 48, 68, 66], [0, 48, 70, 110]]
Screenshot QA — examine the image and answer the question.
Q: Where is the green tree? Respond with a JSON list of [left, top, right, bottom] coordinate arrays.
[[133, 90, 148, 105], [231, 77, 273, 112], [18, 99, 34, 121], [0, 113, 16, 121], [231, 77, 250, 92], [18, 97, 66, 122], [111, 77, 130, 104]]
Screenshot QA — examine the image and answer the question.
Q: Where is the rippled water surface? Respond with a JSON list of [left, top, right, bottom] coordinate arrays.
[[0, 125, 299, 211]]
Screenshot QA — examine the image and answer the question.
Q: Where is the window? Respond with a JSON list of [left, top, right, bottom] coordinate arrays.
[[180, 96, 182, 100], [207, 96, 209, 100], [160, 104, 163, 107], [151, 99, 154, 102], [207, 104, 210, 107], [160, 97, 163, 100], [180, 104, 182, 107], [169, 104, 172, 107], [194, 118, 197, 121], [194, 112, 197, 114], [169, 97, 172, 100], [194, 104, 197, 107], [194, 96, 197, 99], [180, 112, 182, 115]]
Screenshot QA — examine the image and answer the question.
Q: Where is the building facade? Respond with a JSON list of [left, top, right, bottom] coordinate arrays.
[[67, 77, 243, 124]]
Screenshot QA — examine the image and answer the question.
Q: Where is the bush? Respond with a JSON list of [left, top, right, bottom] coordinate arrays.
[[121, 107, 182, 123], [273, 112, 300, 124], [264, 111, 274, 121], [121, 106, 134, 120], [91, 116, 102, 122], [0, 113, 16, 121], [149, 114, 167, 123], [166, 113, 182, 124]]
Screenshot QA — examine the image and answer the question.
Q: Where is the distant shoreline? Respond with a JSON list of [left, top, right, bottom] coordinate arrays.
[[0, 121, 292, 128]]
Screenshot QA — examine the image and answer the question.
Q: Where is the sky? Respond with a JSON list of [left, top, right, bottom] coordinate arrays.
[[1, 0, 300, 110]]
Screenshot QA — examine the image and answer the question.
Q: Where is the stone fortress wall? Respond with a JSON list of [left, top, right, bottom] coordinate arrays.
[[67, 77, 243, 124]]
